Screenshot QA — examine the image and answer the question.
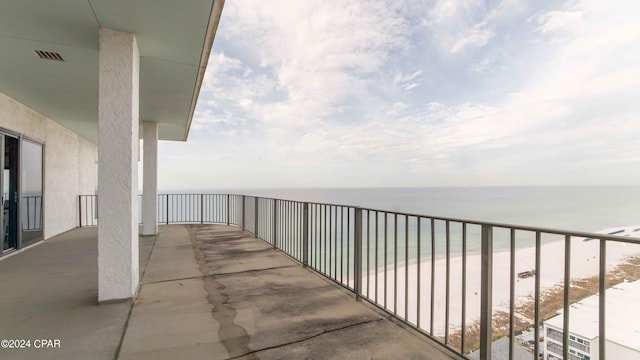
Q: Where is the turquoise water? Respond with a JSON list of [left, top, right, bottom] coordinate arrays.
[[181, 186, 640, 232]]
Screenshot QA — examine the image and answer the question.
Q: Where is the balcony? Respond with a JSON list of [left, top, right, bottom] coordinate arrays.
[[3, 193, 639, 359], [74, 193, 640, 359]]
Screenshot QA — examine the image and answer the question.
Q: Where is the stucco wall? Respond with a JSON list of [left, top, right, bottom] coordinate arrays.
[[0, 92, 98, 239]]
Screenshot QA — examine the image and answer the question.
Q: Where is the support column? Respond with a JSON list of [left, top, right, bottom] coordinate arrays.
[[98, 28, 140, 303], [142, 121, 158, 236]]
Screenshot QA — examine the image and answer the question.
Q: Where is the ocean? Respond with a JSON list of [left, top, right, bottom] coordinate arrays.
[[161, 186, 640, 257], [180, 186, 640, 232]]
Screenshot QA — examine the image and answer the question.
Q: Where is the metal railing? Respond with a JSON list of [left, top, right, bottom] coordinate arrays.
[[3, 193, 43, 231], [78, 194, 98, 227], [21, 195, 43, 231], [78, 193, 640, 360]]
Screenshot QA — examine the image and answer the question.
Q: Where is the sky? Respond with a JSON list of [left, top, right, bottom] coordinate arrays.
[[154, 0, 640, 190]]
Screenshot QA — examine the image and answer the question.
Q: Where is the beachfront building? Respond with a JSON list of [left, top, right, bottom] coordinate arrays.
[[0, 0, 224, 302], [543, 280, 640, 360]]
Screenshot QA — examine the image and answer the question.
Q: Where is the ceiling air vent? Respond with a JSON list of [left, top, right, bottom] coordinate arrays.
[[33, 50, 64, 62]]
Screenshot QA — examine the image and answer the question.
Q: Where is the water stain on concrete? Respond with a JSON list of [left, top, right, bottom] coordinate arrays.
[[188, 226, 257, 359]]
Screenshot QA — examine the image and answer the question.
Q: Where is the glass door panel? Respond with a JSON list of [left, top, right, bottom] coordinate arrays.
[[21, 140, 43, 246], [2, 135, 19, 252]]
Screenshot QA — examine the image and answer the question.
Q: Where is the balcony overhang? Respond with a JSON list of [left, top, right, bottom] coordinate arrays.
[[0, 0, 224, 143]]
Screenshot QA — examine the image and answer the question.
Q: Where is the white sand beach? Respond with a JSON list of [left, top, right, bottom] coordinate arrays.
[[360, 225, 640, 336]]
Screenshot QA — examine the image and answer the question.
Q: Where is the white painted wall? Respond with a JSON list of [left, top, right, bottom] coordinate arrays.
[[142, 121, 158, 235], [0, 92, 98, 239]]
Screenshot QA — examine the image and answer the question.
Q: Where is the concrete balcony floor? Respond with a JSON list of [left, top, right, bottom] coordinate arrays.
[[0, 224, 460, 360]]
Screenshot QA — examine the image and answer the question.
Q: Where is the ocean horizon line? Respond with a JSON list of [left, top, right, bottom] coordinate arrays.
[[155, 184, 640, 193]]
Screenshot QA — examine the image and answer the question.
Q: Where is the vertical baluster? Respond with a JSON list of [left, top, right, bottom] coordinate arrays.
[[78, 196, 83, 228], [254, 197, 258, 238], [316, 204, 320, 270], [355, 207, 363, 301], [366, 210, 370, 299], [417, 217, 421, 329], [534, 231, 541, 360], [324, 204, 328, 275], [227, 194, 231, 226], [599, 239, 606, 360], [563, 235, 571, 360], [347, 207, 351, 288], [445, 220, 450, 344], [405, 215, 409, 321], [303, 203, 309, 268], [430, 218, 435, 335], [329, 206, 333, 278], [338, 206, 341, 281], [273, 200, 277, 249], [241, 195, 245, 231], [479, 224, 493, 360], [462, 223, 468, 354], [509, 228, 515, 360], [394, 213, 398, 314], [375, 211, 379, 304]]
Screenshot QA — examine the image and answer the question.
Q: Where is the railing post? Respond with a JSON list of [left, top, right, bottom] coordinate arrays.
[[254, 197, 259, 238], [226, 194, 230, 226], [480, 224, 493, 360], [37, 197, 41, 229], [273, 199, 278, 249], [563, 235, 571, 360], [354, 207, 363, 302], [599, 239, 606, 360], [303, 202, 309, 267], [78, 195, 82, 228], [164, 194, 168, 224], [241, 195, 245, 231], [26, 197, 31, 230], [200, 194, 204, 224]]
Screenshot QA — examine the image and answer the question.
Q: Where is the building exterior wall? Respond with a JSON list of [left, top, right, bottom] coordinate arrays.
[[0, 92, 98, 240], [544, 324, 595, 360], [544, 320, 640, 360], [543, 280, 640, 360]]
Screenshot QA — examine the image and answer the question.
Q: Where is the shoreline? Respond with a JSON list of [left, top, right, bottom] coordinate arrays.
[[360, 225, 640, 336]]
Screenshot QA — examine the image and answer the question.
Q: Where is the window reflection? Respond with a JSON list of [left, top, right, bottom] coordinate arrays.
[[21, 140, 43, 245]]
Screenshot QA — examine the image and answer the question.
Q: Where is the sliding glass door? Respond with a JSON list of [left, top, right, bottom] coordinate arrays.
[[1, 134, 19, 253], [0, 132, 44, 255]]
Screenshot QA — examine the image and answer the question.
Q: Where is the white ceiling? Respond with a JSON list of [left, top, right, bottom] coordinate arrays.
[[0, 0, 224, 142]]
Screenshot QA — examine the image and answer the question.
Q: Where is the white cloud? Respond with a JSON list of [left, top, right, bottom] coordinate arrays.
[[533, 10, 583, 34], [422, 0, 523, 55], [163, 0, 640, 189], [469, 57, 495, 73], [451, 27, 495, 53]]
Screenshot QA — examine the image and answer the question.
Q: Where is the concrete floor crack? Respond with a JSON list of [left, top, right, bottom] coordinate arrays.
[[212, 264, 298, 277], [224, 318, 384, 360], [140, 265, 299, 285]]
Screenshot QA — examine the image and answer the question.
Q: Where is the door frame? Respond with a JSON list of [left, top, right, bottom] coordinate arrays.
[[0, 128, 22, 255]]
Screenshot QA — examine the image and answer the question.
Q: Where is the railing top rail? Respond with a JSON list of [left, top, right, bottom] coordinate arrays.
[[358, 205, 640, 244], [159, 193, 224, 196]]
